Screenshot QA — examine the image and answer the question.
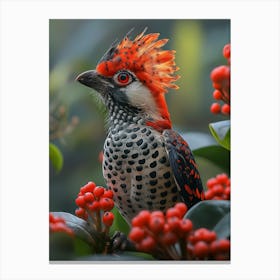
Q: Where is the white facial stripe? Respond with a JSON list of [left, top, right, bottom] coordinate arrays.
[[124, 81, 161, 120]]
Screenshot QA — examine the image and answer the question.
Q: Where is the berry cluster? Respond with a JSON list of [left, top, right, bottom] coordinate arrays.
[[49, 213, 73, 236], [210, 43, 230, 116], [188, 228, 230, 260], [205, 173, 230, 200], [75, 181, 115, 233], [128, 203, 230, 260]]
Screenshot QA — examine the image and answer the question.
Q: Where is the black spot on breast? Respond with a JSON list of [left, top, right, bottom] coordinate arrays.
[[117, 196, 122, 201], [132, 153, 139, 159], [107, 174, 112, 179], [150, 161, 157, 168], [138, 159, 145, 164], [164, 181, 172, 188], [171, 186, 178, 193], [120, 183, 126, 189], [159, 156, 167, 164], [149, 171, 156, 178], [121, 154, 128, 159], [160, 199, 167, 205], [160, 191, 168, 197], [108, 165, 113, 171], [113, 187, 118, 192], [141, 128, 147, 133], [137, 139, 143, 146], [116, 160, 122, 166], [152, 142, 158, 149], [150, 194, 156, 200], [112, 170, 118, 176], [131, 133, 137, 139], [163, 171, 171, 179], [113, 155, 118, 160], [128, 160, 135, 165], [149, 135, 155, 142], [109, 148, 113, 154], [111, 179, 116, 185], [136, 184, 142, 190], [143, 149, 150, 156], [124, 149, 130, 154], [133, 127, 140, 132], [152, 151, 159, 158], [126, 167, 132, 173], [150, 179, 158, 186], [126, 142, 133, 148], [136, 175, 142, 181], [150, 188, 157, 193], [172, 195, 178, 202], [136, 166, 143, 171], [141, 142, 148, 149]]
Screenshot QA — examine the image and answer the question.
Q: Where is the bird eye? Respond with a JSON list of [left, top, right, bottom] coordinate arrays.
[[114, 71, 132, 86]]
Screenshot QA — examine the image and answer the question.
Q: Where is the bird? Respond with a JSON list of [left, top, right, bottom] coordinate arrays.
[[76, 28, 204, 224]]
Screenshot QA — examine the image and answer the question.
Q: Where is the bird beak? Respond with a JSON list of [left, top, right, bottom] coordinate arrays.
[[76, 70, 99, 89]]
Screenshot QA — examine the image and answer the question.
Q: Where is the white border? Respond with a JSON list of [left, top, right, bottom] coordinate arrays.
[[1, 0, 279, 279]]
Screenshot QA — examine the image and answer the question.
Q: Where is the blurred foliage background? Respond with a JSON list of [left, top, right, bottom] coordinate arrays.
[[49, 19, 230, 214]]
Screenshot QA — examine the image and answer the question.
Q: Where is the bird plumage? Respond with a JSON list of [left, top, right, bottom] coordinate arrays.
[[76, 29, 204, 224]]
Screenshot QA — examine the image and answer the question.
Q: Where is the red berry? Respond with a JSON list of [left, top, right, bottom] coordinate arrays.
[[161, 231, 178, 246], [151, 210, 165, 219], [103, 190, 114, 199], [224, 186, 230, 199], [211, 184, 225, 196], [193, 241, 209, 259], [213, 90, 222, 100], [210, 239, 230, 254], [179, 219, 193, 234], [149, 216, 165, 233], [138, 236, 156, 252], [205, 189, 215, 200], [167, 216, 181, 232], [192, 228, 216, 244], [166, 207, 181, 219], [75, 196, 86, 208], [210, 103, 221, 114], [221, 104, 230, 115], [210, 65, 230, 84], [75, 207, 86, 218], [223, 44, 230, 60], [206, 178, 218, 189], [80, 182, 96, 194], [94, 186, 105, 198], [84, 192, 95, 202], [102, 212, 114, 226], [88, 201, 100, 211], [216, 173, 229, 184], [174, 202, 188, 217], [132, 210, 151, 227], [99, 197, 114, 211], [129, 227, 146, 243]]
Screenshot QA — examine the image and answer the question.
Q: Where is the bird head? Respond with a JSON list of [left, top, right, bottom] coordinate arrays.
[[76, 28, 180, 131]]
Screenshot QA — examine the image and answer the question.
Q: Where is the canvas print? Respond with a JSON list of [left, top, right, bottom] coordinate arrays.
[[49, 19, 230, 261]]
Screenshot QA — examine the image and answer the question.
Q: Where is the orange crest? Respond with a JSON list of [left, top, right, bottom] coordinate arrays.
[[96, 29, 180, 95]]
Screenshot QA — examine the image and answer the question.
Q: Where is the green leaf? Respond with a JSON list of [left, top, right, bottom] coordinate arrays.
[[185, 200, 230, 239], [110, 207, 130, 236], [51, 212, 99, 248], [193, 145, 230, 173], [49, 143, 63, 173], [209, 120, 230, 150]]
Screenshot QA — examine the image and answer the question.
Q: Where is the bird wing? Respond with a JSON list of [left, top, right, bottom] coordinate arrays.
[[162, 129, 205, 208]]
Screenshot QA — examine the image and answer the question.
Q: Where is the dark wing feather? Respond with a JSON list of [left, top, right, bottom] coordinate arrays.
[[163, 130, 205, 208]]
